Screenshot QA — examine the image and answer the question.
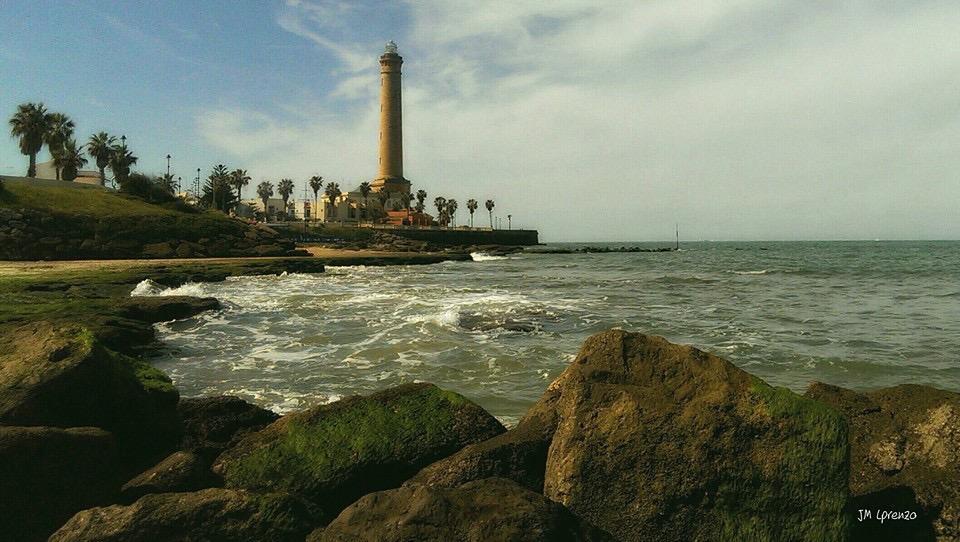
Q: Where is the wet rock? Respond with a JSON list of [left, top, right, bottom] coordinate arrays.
[[49, 488, 313, 542], [538, 330, 850, 541], [0, 426, 118, 542], [141, 241, 175, 258], [315, 477, 614, 542], [178, 395, 279, 462], [116, 296, 220, 324], [806, 382, 960, 541], [120, 451, 213, 502], [214, 383, 504, 523], [408, 416, 554, 492], [0, 323, 180, 469]]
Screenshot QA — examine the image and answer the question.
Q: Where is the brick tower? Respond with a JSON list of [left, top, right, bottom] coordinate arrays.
[[372, 41, 409, 194]]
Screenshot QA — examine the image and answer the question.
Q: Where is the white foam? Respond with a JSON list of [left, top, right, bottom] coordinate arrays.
[[470, 252, 508, 262], [732, 269, 769, 275], [130, 279, 164, 296]]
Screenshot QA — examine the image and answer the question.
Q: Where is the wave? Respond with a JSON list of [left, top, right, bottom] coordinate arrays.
[[471, 252, 508, 262], [130, 279, 209, 298], [730, 269, 770, 276], [651, 275, 718, 285]]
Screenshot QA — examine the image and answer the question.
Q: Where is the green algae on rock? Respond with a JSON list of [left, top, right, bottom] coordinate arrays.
[[538, 330, 851, 542], [214, 383, 505, 523]]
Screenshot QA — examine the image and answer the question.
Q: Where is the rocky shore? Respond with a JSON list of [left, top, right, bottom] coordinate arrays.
[[1, 312, 956, 540], [1, 266, 957, 541]]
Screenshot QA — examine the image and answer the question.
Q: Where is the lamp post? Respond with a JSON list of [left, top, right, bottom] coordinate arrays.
[[196, 168, 201, 198], [166, 154, 171, 176], [120, 135, 126, 148], [177, 176, 182, 194], [507, 214, 512, 230]]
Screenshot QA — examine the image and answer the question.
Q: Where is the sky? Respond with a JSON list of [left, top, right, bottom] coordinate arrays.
[[1, 0, 958, 241]]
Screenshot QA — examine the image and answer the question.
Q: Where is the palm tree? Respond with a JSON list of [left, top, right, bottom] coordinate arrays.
[[433, 196, 447, 219], [257, 181, 274, 221], [87, 132, 115, 186], [58, 139, 88, 181], [324, 182, 342, 221], [9, 102, 50, 177], [400, 192, 413, 221], [359, 181, 371, 223], [108, 143, 138, 185], [308, 175, 323, 221], [446, 199, 458, 226], [44, 113, 75, 180], [416, 189, 427, 213], [466, 199, 478, 228], [157, 173, 177, 194], [485, 199, 495, 228], [230, 169, 251, 200], [377, 189, 390, 213], [277, 178, 295, 220]]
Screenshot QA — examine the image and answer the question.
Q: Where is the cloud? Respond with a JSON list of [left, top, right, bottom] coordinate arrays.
[[199, 0, 960, 240]]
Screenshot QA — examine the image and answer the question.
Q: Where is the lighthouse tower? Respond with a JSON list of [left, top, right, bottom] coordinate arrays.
[[372, 41, 409, 194]]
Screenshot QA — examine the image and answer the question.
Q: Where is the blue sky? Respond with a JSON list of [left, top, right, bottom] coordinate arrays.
[[2, 1, 959, 240]]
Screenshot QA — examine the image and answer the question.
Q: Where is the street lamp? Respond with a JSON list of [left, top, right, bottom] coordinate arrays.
[[166, 154, 171, 176], [120, 135, 126, 147], [507, 214, 512, 230], [196, 168, 201, 197], [177, 176, 182, 194]]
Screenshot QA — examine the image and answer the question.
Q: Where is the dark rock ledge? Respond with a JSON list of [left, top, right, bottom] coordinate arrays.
[[1, 321, 957, 541]]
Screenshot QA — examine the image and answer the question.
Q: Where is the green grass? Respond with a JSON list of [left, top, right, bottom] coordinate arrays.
[[0, 177, 181, 218]]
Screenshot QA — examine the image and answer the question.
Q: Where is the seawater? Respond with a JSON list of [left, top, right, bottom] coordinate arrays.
[[140, 241, 960, 425]]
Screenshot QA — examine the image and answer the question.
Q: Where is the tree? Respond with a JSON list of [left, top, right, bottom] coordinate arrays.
[[308, 175, 323, 221], [446, 199, 458, 226], [324, 182, 342, 221], [277, 178, 295, 220], [108, 143, 138, 186], [433, 196, 446, 219], [44, 112, 75, 180], [9, 102, 50, 177], [399, 192, 413, 221], [230, 169, 251, 200], [359, 181, 371, 222], [485, 199, 495, 228], [416, 189, 427, 214], [257, 181, 274, 221], [201, 164, 235, 212], [157, 173, 177, 194], [466, 199, 478, 228], [58, 139, 88, 181], [377, 189, 390, 217], [87, 132, 116, 186]]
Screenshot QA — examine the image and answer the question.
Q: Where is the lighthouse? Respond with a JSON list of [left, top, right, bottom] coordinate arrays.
[[372, 41, 409, 194]]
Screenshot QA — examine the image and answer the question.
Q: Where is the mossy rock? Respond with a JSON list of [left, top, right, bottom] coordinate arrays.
[[316, 477, 615, 542], [0, 322, 180, 469], [49, 488, 313, 542], [539, 330, 851, 542], [0, 426, 119, 542], [214, 383, 504, 523]]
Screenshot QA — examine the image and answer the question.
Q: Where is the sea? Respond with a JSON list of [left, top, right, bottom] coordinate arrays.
[[136, 241, 960, 426]]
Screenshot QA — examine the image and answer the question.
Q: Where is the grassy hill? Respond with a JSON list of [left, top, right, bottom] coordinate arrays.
[[0, 176, 297, 260]]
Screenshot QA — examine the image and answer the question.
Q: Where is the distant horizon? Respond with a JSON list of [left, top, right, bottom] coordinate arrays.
[[3, 1, 959, 241]]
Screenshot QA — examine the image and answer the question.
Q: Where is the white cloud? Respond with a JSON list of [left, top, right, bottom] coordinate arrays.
[[199, 0, 960, 240]]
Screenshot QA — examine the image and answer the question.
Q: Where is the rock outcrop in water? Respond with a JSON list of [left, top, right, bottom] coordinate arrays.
[[806, 382, 960, 541]]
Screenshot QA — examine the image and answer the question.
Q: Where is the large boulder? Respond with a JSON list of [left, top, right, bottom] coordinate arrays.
[[0, 322, 180, 468], [538, 330, 851, 542], [314, 477, 614, 542], [0, 426, 118, 542], [214, 383, 504, 523], [806, 382, 960, 541], [178, 395, 279, 463], [49, 488, 313, 542], [120, 451, 213, 502]]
